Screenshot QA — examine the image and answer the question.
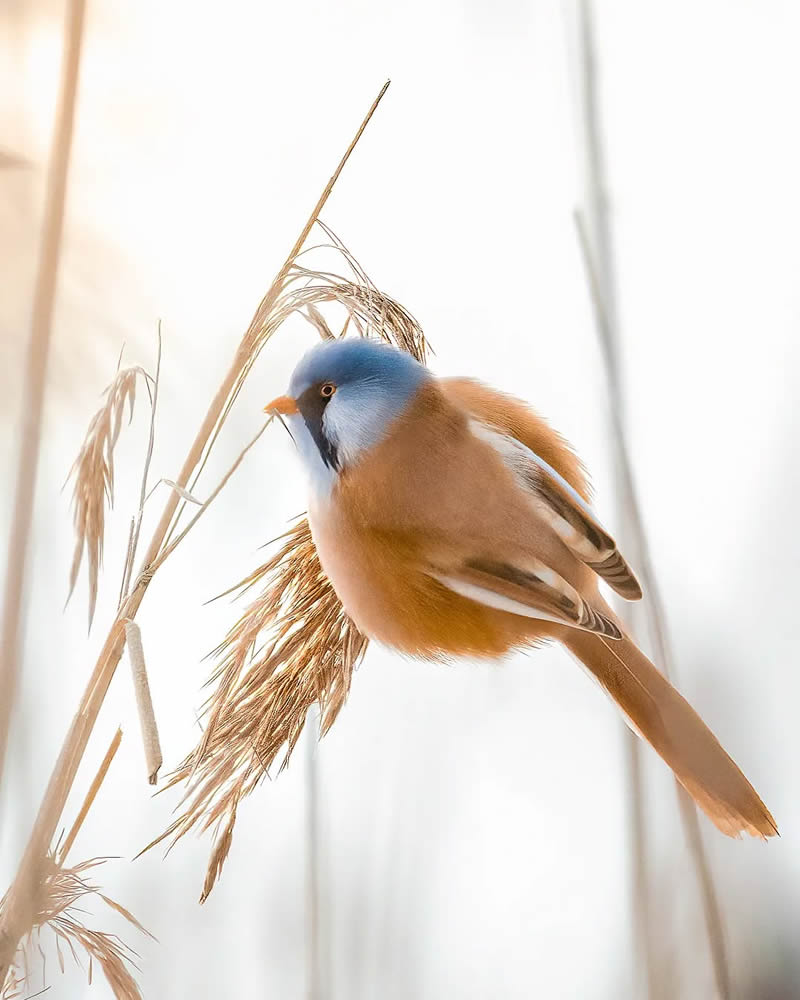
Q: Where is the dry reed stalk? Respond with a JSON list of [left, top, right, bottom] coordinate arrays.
[[119, 326, 161, 607], [574, 212, 732, 999], [2, 729, 150, 999], [0, 81, 391, 984], [58, 728, 122, 864], [571, 4, 730, 994], [0, 0, 86, 804], [305, 706, 323, 1000], [124, 624, 162, 785], [569, 4, 659, 994]]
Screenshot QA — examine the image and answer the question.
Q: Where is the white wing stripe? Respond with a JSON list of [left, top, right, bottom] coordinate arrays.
[[429, 572, 568, 625]]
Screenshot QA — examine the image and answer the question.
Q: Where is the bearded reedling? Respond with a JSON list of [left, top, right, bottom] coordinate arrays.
[[267, 338, 776, 839]]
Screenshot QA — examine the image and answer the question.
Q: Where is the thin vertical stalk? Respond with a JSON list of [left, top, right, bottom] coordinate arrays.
[[570, 3, 659, 994], [0, 81, 391, 986], [569, 3, 730, 997], [305, 707, 323, 1000], [0, 0, 87, 790]]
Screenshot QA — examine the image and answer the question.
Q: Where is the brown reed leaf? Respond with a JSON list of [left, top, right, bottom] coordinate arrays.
[[67, 365, 152, 626], [1, 855, 150, 1000]]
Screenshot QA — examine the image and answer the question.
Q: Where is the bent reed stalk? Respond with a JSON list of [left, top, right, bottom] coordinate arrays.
[[0, 80, 391, 986]]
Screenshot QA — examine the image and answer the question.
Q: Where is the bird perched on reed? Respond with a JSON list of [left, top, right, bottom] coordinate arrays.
[[266, 337, 776, 839]]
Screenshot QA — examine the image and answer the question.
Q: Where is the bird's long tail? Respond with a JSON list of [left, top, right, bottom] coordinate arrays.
[[561, 628, 777, 838]]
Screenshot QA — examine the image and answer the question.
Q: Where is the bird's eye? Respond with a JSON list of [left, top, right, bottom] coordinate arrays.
[[320, 383, 336, 399]]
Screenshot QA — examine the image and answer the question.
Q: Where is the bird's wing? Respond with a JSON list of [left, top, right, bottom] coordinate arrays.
[[428, 555, 622, 638], [468, 420, 642, 601], [347, 381, 778, 841]]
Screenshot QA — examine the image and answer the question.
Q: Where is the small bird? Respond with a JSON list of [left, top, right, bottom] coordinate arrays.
[[266, 337, 776, 839]]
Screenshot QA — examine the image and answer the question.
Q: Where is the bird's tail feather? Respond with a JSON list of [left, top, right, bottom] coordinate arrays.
[[561, 629, 777, 839]]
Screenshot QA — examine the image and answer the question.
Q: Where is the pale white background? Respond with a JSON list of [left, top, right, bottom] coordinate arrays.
[[1, 1, 798, 997]]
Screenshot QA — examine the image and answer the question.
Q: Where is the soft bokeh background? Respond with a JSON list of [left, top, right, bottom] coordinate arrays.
[[2, 1, 798, 997]]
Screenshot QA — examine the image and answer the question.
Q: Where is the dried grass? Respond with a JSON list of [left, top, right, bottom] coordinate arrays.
[[1, 729, 149, 1000], [148, 519, 365, 895], [1, 82, 394, 986], [139, 228, 430, 905], [252, 220, 428, 362], [67, 366, 153, 626], [166, 221, 429, 538], [1, 856, 150, 1000], [149, 255, 430, 898]]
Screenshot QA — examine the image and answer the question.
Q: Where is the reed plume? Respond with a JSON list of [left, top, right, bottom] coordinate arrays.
[[67, 365, 153, 626], [146, 249, 429, 901]]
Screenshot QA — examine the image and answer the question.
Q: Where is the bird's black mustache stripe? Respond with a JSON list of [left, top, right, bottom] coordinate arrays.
[[297, 384, 340, 471]]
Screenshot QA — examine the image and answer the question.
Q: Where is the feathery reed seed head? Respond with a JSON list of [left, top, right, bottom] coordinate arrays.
[[1, 856, 150, 1000], [149, 518, 368, 900], [68, 365, 152, 626], [149, 237, 429, 899]]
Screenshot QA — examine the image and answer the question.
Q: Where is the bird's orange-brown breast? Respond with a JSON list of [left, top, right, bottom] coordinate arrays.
[[308, 379, 590, 659]]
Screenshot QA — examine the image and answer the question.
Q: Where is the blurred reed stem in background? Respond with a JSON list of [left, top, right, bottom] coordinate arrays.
[[0, 0, 86, 796], [570, 2, 730, 997], [306, 707, 324, 1000]]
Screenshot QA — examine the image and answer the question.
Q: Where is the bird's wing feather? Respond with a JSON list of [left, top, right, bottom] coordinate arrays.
[[428, 556, 622, 638], [469, 420, 642, 601]]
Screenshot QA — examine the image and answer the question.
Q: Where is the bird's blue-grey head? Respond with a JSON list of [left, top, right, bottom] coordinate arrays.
[[266, 338, 429, 495]]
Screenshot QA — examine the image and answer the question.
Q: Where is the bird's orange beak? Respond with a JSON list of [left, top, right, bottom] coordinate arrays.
[[264, 394, 298, 415]]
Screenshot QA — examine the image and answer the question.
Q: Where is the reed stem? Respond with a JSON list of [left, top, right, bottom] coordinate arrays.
[[0, 0, 87, 795], [0, 80, 391, 986], [570, 5, 730, 994]]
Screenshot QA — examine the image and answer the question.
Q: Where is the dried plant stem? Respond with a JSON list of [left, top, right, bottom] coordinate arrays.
[[119, 326, 162, 606], [0, 80, 391, 985], [570, 3, 659, 994], [624, 721, 659, 998], [160, 80, 391, 554], [125, 624, 162, 785], [0, 0, 87, 792], [574, 212, 731, 1000], [572, 5, 729, 998], [149, 419, 272, 575], [305, 708, 322, 1000], [58, 728, 122, 865]]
